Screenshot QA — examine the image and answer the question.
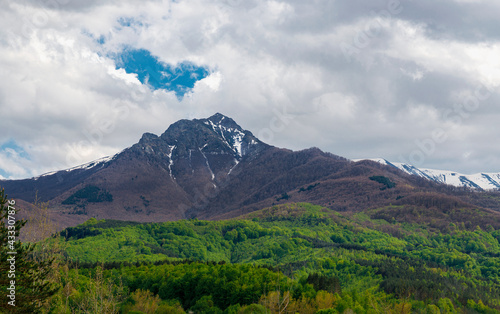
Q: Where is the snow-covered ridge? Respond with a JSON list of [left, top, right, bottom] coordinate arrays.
[[33, 154, 116, 180], [355, 158, 500, 191]]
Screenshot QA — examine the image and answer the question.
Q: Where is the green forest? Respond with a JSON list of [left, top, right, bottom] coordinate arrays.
[[2, 195, 500, 313]]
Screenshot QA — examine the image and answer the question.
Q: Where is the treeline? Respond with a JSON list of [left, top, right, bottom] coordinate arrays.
[[62, 185, 113, 205], [60, 218, 141, 240]]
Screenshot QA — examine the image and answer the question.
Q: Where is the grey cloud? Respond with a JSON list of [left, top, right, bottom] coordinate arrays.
[[397, 0, 500, 42], [21, 0, 161, 12], [1, 0, 500, 178]]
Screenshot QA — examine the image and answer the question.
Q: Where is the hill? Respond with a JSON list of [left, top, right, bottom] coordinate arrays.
[[43, 202, 500, 313]]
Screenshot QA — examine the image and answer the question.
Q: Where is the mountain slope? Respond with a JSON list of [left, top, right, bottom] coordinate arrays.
[[359, 158, 500, 191]]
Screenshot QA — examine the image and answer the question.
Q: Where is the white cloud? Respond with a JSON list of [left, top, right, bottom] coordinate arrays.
[[0, 150, 31, 179], [384, 20, 500, 88], [0, 0, 500, 178], [312, 93, 357, 120], [195, 71, 222, 92]]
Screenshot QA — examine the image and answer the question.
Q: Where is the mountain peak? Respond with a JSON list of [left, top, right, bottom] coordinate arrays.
[[202, 113, 242, 133], [207, 112, 228, 124], [188, 113, 263, 158], [139, 132, 159, 143]]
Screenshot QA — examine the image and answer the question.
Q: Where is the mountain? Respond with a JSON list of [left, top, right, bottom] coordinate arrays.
[[358, 158, 500, 191], [1, 113, 500, 230]]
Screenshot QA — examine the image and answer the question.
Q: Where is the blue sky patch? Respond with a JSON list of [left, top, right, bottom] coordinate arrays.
[[114, 48, 210, 99], [117, 17, 144, 28], [1, 140, 29, 160], [0, 140, 29, 179]]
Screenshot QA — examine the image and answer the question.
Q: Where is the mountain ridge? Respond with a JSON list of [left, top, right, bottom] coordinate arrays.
[[357, 158, 500, 191], [1, 113, 499, 230]]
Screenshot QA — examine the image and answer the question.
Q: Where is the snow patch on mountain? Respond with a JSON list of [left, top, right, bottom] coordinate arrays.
[[228, 158, 240, 175], [199, 147, 216, 187], [167, 145, 176, 180], [203, 117, 246, 157], [231, 131, 244, 157], [355, 158, 500, 191]]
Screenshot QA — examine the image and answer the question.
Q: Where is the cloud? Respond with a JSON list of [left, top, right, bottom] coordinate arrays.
[[0, 140, 32, 178], [0, 0, 499, 179]]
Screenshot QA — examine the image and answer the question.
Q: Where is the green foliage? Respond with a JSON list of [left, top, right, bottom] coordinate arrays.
[[305, 273, 341, 295], [60, 219, 141, 241], [47, 202, 500, 313], [299, 183, 320, 192], [369, 175, 396, 190], [62, 185, 113, 205], [0, 188, 59, 313], [276, 192, 290, 201], [237, 303, 268, 313], [110, 261, 292, 311], [190, 295, 222, 313]]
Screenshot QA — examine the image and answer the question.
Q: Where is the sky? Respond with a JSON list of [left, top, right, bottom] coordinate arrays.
[[1, 0, 500, 179]]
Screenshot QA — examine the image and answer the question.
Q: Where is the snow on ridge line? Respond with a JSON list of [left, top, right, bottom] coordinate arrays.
[[353, 158, 500, 190], [33, 154, 117, 180]]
